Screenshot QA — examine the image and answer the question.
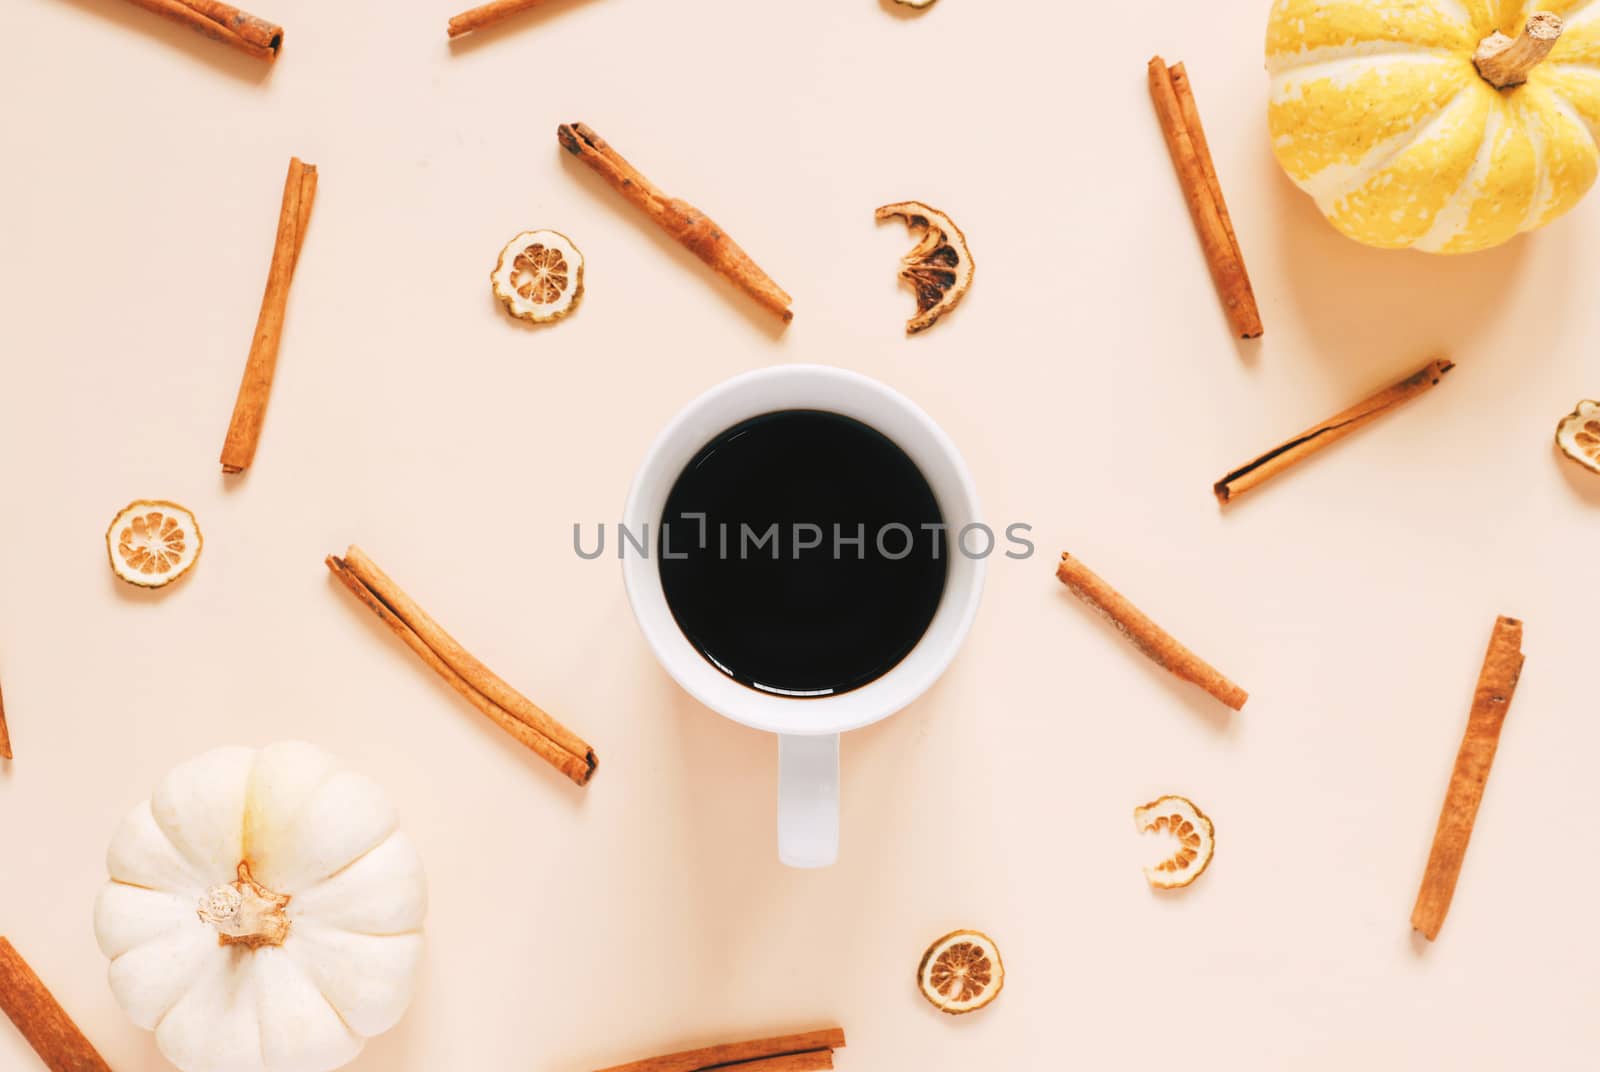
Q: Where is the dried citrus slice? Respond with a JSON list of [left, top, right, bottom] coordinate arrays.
[[1556, 400, 1600, 475], [107, 501, 202, 588], [492, 229, 584, 323], [875, 201, 973, 335], [917, 929, 1004, 1015], [1134, 795, 1214, 890]]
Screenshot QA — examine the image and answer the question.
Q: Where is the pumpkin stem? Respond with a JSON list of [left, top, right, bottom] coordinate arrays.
[[1476, 12, 1564, 89], [196, 862, 292, 949]]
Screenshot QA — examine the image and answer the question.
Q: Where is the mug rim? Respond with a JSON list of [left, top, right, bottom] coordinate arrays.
[[621, 364, 985, 737]]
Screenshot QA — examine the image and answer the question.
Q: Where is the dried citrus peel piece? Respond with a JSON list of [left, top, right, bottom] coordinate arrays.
[[106, 501, 202, 588], [492, 229, 584, 323], [875, 201, 974, 335], [1556, 400, 1600, 475], [1134, 795, 1214, 889], [917, 929, 1004, 1015]]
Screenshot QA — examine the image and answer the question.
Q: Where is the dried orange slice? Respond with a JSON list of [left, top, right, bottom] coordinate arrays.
[[492, 229, 584, 323], [1556, 400, 1600, 475], [1134, 795, 1214, 890], [107, 501, 202, 588], [917, 929, 1003, 1015], [875, 201, 973, 335]]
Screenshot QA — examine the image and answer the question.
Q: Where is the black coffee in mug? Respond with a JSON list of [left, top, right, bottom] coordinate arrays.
[[658, 409, 947, 697]]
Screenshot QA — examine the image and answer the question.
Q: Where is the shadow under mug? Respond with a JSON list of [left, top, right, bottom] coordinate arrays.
[[621, 365, 986, 867]]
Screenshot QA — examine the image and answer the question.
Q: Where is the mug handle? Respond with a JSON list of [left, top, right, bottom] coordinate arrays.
[[778, 734, 839, 868]]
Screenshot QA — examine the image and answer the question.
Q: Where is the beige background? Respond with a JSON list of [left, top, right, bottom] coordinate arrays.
[[3, 0, 1598, 1068]]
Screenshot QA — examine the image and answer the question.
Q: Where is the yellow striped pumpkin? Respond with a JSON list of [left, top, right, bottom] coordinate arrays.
[[1267, 2, 1600, 252]]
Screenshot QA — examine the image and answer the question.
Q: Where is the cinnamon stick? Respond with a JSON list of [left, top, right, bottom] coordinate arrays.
[[605, 1055, 829, 1072], [708, 1055, 831, 1072], [327, 546, 597, 786], [0, 672, 11, 760], [557, 122, 793, 323], [118, 0, 282, 60], [1168, 65, 1239, 259], [1148, 56, 1262, 339], [220, 156, 317, 474], [0, 938, 112, 1072], [447, 0, 558, 38], [597, 1028, 846, 1072], [1411, 616, 1525, 941], [1056, 552, 1247, 711], [1213, 357, 1455, 504]]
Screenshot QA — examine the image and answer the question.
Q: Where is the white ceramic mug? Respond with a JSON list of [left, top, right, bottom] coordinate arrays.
[[621, 365, 985, 867]]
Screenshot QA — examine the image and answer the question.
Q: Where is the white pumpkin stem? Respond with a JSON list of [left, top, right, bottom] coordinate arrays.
[[196, 862, 292, 949], [1476, 12, 1564, 88]]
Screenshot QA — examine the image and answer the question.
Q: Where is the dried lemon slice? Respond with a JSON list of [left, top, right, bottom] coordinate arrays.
[[875, 201, 973, 335], [1135, 795, 1214, 890], [492, 229, 584, 323], [107, 501, 202, 588], [1556, 400, 1600, 475], [917, 929, 1004, 1015]]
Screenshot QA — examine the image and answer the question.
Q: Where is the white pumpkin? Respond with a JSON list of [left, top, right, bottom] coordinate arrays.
[[94, 743, 427, 1072]]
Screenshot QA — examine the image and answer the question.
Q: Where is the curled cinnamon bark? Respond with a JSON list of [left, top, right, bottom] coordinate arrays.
[[1411, 616, 1525, 941], [220, 157, 317, 474], [118, 0, 282, 60], [0, 938, 112, 1072], [327, 547, 597, 786], [1214, 357, 1455, 504], [1056, 553, 1247, 711], [448, 0, 558, 38], [596, 1028, 846, 1072], [0, 673, 11, 760], [1148, 56, 1261, 339], [558, 122, 793, 323]]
